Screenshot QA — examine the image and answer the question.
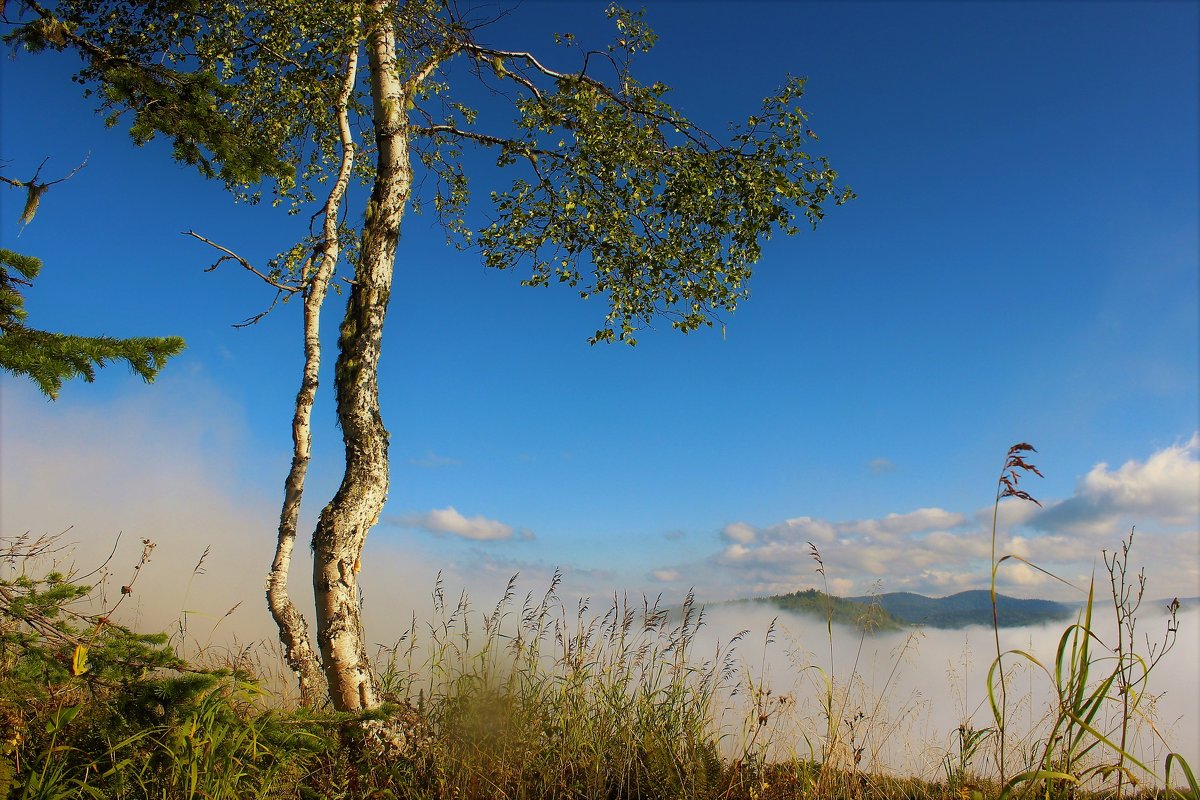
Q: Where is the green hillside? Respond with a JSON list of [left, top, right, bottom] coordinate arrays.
[[846, 590, 1075, 628], [726, 589, 907, 632], [720, 589, 1079, 630]]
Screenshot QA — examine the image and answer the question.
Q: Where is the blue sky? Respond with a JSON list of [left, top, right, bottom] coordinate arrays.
[[1, 1, 1197, 613]]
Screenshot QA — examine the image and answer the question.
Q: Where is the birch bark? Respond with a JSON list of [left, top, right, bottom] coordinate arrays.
[[266, 44, 361, 709], [312, 1, 411, 712]]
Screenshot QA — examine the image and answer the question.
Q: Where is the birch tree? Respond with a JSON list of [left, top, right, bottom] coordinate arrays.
[[4, 0, 853, 712]]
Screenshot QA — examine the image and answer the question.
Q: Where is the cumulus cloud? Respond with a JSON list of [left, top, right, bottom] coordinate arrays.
[[1032, 434, 1200, 535], [652, 569, 680, 582], [705, 438, 1200, 601], [722, 522, 757, 544], [714, 507, 969, 589], [721, 516, 839, 548], [393, 506, 530, 541], [843, 508, 967, 541]]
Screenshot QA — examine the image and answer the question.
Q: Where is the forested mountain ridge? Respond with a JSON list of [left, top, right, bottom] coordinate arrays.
[[721, 589, 1079, 629], [845, 590, 1075, 628], [722, 589, 907, 631]]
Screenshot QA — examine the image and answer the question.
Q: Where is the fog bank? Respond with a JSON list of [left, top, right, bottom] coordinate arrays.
[[689, 603, 1200, 783]]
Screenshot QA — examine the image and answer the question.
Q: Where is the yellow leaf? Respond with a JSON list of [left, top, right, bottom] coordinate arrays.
[[72, 644, 90, 676]]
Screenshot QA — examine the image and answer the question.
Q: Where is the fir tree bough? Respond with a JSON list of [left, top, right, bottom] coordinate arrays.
[[0, 248, 184, 399]]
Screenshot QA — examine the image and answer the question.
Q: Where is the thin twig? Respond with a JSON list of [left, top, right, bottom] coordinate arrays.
[[184, 230, 301, 294], [73, 531, 123, 583]]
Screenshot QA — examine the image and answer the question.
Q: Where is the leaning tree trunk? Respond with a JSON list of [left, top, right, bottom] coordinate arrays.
[[266, 45, 360, 709], [312, 2, 411, 713]]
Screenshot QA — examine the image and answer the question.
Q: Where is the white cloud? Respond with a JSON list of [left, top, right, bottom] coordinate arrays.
[[722, 543, 751, 561], [722, 522, 757, 544], [828, 577, 856, 596], [779, 516, 839, 543], [1004, 561, 1046, 587], [1079, 433, 1199, 522], [867, 457, 895, 474], [393, 506, 528, 541], [1032, 434, 1200, 535], [919, 530, 990, 560], [914, 569, 977, 593], [652, 569, 680, 582], [844, 508, 967, 540], [713, 507, 971, 595]]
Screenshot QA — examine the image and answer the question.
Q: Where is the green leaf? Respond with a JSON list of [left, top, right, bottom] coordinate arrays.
[[46, 705, 81, 735]]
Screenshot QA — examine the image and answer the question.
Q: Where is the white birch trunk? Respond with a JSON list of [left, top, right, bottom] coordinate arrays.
[[266, 44, 360, 708], [312, 1, 411, 712]]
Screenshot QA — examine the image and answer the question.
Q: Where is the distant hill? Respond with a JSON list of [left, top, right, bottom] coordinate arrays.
[[724, 589, 907, 632], [720, 589, 1078, 630], [846, 590, 1074, 628]]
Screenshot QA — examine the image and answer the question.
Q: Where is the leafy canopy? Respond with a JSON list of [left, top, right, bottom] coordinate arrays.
[[6, 1, 853, 344]]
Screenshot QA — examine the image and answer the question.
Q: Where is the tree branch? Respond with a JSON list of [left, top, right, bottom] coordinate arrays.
[[463, 42, 717, 151], [15, 0, 183, 87], [233, 290, 286, 328], [1, 154, 90, 189], [2, 153, 91, 227], [405, 45, 459, 95], [183, 230, 301, 294], [413, 123, 564, 164], [464, 43, 578, 84]]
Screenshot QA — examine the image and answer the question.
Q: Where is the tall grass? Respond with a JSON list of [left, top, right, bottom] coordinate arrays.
[[985, 527, 1193, 800], [978, 445, 1195, 800], [989, 443, 1045, 783], [372, 572, 734, 799]]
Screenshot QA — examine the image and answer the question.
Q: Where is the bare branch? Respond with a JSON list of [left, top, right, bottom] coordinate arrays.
[[184, 230, 302, 294], [233, 290, 286, 328], [73, 530, 123, 583], [42, 152, 91, 187]]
